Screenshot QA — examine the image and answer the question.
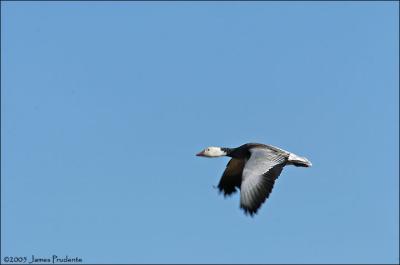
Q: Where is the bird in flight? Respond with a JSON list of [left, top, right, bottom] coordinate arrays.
[[196, 143, 312, 216]]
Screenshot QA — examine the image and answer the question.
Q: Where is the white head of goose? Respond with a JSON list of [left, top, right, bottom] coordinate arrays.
[[196, 143, 312, 216]]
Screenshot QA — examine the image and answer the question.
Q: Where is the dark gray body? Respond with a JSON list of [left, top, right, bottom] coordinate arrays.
[[217, 142, 310, 215]]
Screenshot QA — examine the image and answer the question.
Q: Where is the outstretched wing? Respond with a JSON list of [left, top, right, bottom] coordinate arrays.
[[217, 158, 245, 196], [240, 147, 288, 216]]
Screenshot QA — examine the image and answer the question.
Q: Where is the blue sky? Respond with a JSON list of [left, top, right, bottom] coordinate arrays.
[[1, 2, 398, 264]]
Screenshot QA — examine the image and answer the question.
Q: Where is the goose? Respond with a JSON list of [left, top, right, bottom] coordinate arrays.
[[196, 143, 312, 216]]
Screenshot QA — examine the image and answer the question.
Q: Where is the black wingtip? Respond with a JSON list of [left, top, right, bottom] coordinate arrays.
[[216, 184, 238, 197], [240, 206, 259, 217], [218, 189, 237, 198]]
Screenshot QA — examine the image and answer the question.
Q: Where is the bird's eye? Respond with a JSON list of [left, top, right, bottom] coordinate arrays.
[[207, 148, 210, 151]]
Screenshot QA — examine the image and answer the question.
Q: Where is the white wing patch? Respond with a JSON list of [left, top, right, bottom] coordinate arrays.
[[240, 147, 287, 215]]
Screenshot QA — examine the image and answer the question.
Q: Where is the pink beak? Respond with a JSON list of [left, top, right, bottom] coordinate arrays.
[[196, 150, 205, 156]]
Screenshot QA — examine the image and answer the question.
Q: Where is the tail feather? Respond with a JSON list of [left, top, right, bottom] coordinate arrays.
[[288, 153, 312, 167]]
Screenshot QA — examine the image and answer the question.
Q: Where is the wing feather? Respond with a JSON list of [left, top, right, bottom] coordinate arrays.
[[217, 158, 244, 196], [240, 147, 287, 215]]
